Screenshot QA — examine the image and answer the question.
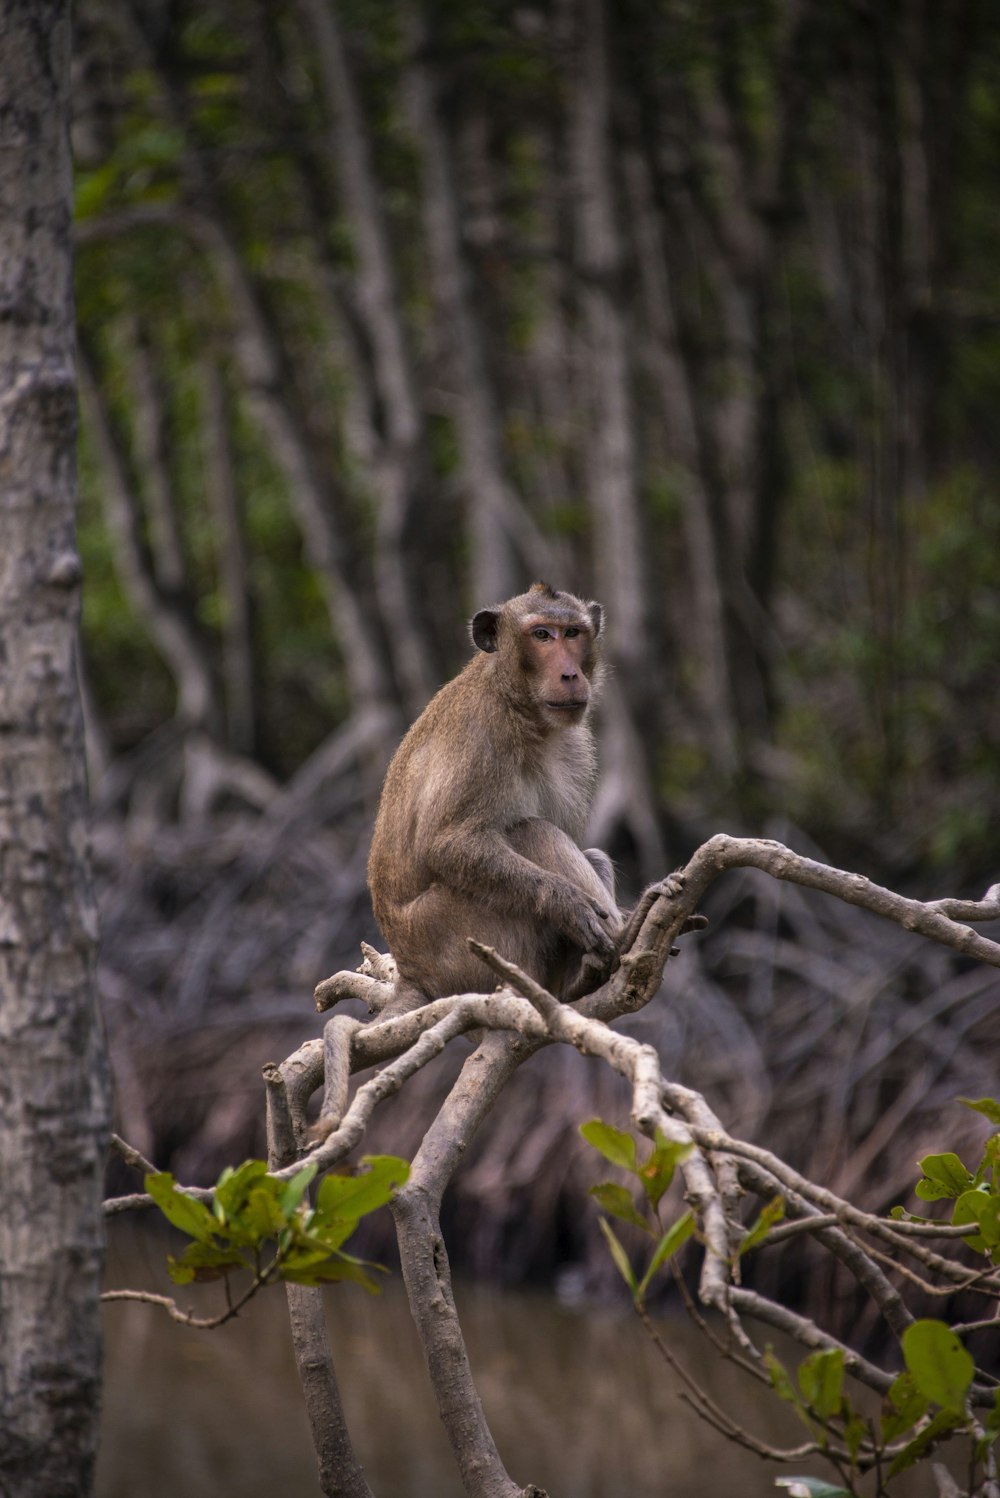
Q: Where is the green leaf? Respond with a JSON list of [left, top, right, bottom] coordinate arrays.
[[580, 1120, 638, 1173], [842, 1408, 867, 1463], [281, 1163, 317, 1218], [213, 1160, 270, 1223], [775, 1480, 852, 1497], [276, 1243, 338, 1272], [239, 1184, 288, 1241], [145, 1173, 220, 1243], [282, 1256, 383, 1292], [741, 1195, 786, 1255], [598, 1217, 639, 1298], [915, 1153, 974, 1201], [766, 1347, 838, 1445], [953, 1187, 1000, 1251], [301, 1218, 359, 1255], [902, 1320, 974, 1414], [798, 1348, 845, 1420], [638, 1212, 696, 1298], [167, 1241, 246, 1285], [764, 1349, 807, 1417], [959, 1096, 1000, 1127], [313, 1156, 409, 1227], [638, 1135, 693, 1210], [890, 1205, 936, 1223], [888, 1408, 963, 1477], [588, 1183, 650, 1232], [880, 1371, 929, 1442]]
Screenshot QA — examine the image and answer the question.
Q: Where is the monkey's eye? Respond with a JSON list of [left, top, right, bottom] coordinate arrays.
[[531, 627, 551, 641], [564, 627, 580, 639]]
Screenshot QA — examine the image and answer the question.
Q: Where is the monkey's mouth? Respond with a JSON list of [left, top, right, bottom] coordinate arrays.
[[546, 700, 587, 711]]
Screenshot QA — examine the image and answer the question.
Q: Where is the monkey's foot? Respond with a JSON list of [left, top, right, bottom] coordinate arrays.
[[562, 948, 617, 1002], [616, 871, 709, 960]]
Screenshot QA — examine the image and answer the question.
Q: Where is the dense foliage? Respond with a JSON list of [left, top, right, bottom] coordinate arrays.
[[74, 0, 1000, 884]]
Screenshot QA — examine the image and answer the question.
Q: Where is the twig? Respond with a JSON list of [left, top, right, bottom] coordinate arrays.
[[110, 1133, 157, 1177], [727, 1287, 897, 1396], [681, 839, 1000, 970], [102, 1267, 271, 1329], [634, 1301, 829, 1464]]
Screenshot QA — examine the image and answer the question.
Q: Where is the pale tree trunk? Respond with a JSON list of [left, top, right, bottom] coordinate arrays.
[[199, 354, 256, 755], [620, 140, 740, 777], [0, 4, 113, 1495], [119, 1, 396, 729], [405, 7, 531, 604], [570, 0, 646, 685], [77, 346, 218, 731], [300, 0, 437, 714], [569, 0, 666, 876]]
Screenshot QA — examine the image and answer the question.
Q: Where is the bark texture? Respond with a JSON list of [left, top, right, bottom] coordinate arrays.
[[0, 4, 112, 1493]]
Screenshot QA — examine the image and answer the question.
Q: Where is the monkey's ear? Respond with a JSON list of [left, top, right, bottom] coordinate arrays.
[[471, 609, 501, 653], [588, 602, 603, 638]]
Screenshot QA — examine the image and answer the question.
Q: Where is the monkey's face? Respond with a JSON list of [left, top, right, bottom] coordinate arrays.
[[521, 614, 597, 727], [470, 586, 605, 730]]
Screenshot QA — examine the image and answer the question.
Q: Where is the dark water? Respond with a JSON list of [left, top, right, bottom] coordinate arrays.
[[97, 1223, 934, 1498]]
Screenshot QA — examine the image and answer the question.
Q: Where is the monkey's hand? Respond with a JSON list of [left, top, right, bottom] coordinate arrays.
[[548, 884, 618, 960]]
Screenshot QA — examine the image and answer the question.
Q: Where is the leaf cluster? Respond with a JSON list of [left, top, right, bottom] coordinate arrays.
[[583, 1103, 1000, 1496], [579, 1119, 695, 1305], [770, 1319, 1000, 1495], [773, 1096, 1000, 1495], [146, 1154, 409, 1296], [892, 1098, 1000, 1260]]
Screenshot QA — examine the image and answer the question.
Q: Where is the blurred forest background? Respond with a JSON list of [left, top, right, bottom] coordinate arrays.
[[77, 0, 1000, 1304]]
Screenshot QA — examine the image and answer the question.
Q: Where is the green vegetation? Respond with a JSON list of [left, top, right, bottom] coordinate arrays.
[[139, 1155, 410, 1326], [72, 0, 1000, 882], [584, 1101, 1000, 1496]]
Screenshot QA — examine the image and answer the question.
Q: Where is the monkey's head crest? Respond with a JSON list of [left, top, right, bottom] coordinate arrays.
[[528, 580, 560, 601], [470, 583, 603, 655]]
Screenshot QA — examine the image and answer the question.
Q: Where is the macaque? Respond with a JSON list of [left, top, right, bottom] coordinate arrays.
[[367, 582, 623, 1012]]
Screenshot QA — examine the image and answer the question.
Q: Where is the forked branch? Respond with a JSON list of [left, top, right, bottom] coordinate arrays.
[[104, 836, 1000, 1498]]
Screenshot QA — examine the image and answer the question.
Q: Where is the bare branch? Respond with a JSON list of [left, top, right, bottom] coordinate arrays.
[[680, 837, 1000, 968], [102, 1267, 270, 1329], [727, 1287, 897, 1397], [109, 1133, 157, 1178], [265, 1055, 375, 1498]]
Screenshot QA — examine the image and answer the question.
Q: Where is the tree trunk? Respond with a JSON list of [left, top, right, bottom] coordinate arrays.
[[405, 7, 525, 604], [300, 0, 437, 714], [199, 353, 257, 755], [77, 344, 219, 731], [570, 0, 646, 687], [0, 4, 113, 1495]]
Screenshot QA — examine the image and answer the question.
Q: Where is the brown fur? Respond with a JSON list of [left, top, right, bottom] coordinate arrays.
[[368, 584, 622, 1011]]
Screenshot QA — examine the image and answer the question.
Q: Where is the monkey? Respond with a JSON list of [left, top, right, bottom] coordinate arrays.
[[367, 582, 624, 1013]]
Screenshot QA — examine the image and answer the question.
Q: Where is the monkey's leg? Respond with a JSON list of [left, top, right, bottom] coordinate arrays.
[[508, 821, 622, 999], [379, 878, 548, 1003], [379, 978, 433, 1020], [581, 846, 616, 900]]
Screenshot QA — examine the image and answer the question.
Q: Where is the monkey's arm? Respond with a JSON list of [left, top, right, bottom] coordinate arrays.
[[423, 822, 617, 959]]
